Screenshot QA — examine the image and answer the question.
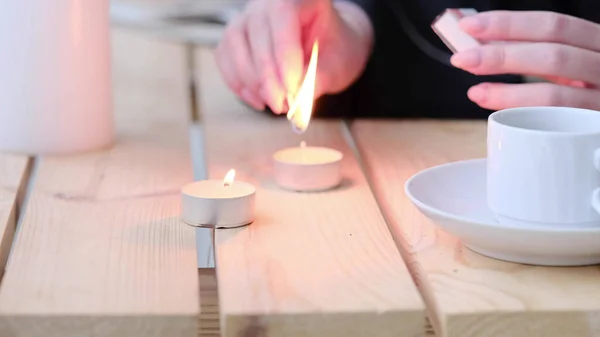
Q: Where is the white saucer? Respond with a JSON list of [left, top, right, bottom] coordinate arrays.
[[405, 158, 600, 266]]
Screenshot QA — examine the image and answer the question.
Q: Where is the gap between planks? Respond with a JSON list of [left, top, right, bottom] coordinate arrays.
[[0, 155, 33, 282], [198, 268, 220, 337], [187, 45, 215, 269]]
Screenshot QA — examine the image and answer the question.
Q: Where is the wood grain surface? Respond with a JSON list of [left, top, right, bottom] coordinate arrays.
[[196, 47, 426, 337], [351, 120, 600, 337], [0, 30, 200, 337]]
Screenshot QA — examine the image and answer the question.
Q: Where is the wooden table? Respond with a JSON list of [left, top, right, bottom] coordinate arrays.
[[0, 23, 598, 337]]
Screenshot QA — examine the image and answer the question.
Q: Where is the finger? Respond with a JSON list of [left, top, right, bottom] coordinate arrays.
[[247, 6, 286, 114], [226, 15, 264, 96], [240, 88, 266, 111], [215, 47, 265, 111], [459, 11, 600, 53], [268, 0, 303, 97], [466, 82, 600, 111], [215, 38, 242, 95], [450, 43, 600, 86], [215, 16, 265, 111]]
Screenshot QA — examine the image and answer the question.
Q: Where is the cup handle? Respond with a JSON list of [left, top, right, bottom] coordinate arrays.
[[595, 149, 600, 170], [593, 189, 600, 215], [594, 149, 600, 214]]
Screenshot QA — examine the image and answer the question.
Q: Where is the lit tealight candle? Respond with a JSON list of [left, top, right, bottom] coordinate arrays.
[[181, 169, 255, 228], [277, 40, 342, 191], [273, 141, 343, 192]]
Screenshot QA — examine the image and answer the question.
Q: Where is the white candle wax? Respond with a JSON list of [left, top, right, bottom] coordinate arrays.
[[273, 144, 343, 192], [0, 0, 114, 155], [181, 179, 255, 228]]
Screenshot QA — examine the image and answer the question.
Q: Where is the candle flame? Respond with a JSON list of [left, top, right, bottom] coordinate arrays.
[[223, 169, 235, 187], [287, 41, 319, 133]]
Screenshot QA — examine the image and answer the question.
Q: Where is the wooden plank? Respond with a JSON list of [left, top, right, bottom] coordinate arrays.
[[197, 48, 426, 337], [0, 30, 200, 337], [0, 155, 31, 279], [351, 120, 600, 337]]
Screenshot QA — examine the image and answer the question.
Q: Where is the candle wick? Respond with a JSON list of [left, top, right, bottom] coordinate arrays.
[[224, 182, 230, 187], [300, 141, 307, 163]]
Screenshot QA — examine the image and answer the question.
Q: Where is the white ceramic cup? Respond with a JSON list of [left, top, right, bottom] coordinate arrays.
[[487, 106, 600, 228], [0, 0, 114, 155]]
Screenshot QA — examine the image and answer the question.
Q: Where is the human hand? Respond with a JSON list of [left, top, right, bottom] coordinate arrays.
[[215, 0, 373, 114], [451, 11, 600, 111]]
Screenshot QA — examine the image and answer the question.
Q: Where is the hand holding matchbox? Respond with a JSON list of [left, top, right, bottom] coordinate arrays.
[[432, 8, 482, 53]]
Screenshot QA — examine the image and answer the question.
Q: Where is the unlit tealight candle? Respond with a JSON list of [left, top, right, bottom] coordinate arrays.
[[181, 169, 255, 228], [273, 141, 343, 192]]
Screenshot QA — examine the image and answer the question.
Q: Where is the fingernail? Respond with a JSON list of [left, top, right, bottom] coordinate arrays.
[[570, 80, 587, 88], [241, 88, 265, 111], [450, 49, 482, 68], [459, 16, 486, 33], [467, 85, 487, 103], [282, 100, 289, 112]]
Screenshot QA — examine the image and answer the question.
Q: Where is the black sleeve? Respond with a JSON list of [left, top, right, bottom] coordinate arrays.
[[500, 0, 600, 24], [569, 1, 600, 24], [310, 0, 378, 119], [338, 0, 375, 20]]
